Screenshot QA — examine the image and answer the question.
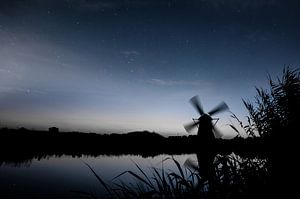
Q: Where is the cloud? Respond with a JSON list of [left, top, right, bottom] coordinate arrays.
[[120, 50, 140, 56], [148, 78, 209, 87], [0, 86, 45, 95]]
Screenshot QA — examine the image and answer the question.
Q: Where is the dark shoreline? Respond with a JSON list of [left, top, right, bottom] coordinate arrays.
[[0, 128, 272, 164]]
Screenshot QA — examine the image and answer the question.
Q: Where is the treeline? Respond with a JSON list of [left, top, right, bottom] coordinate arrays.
[[0, 128, 270, 165]]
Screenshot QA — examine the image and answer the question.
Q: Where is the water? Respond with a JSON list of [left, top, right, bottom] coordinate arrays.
[[0, 153, 272, 198], [0, 154, 195, 198]]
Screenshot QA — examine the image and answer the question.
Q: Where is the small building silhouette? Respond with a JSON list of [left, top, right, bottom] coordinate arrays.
[[49, 127, 59, 133]]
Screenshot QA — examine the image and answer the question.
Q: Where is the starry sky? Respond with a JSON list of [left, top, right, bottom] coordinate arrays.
[[0, 0, 300, 137]]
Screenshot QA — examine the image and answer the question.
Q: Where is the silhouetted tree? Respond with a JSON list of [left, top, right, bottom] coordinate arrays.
[[243, 67, 300, 138]]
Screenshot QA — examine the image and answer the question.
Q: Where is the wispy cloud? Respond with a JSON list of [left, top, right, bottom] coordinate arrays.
[[120, 50, 140, 56], [0, 86, 45, 95], [148, 78, 210, 87]]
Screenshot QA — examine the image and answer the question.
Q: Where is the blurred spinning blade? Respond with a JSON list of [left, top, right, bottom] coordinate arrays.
[[208, 101, 229, 116], [190, 95, 205, 116], [183, 121, 199, 133], [184, 158, 198, 171], [212, 125, 223, 139]]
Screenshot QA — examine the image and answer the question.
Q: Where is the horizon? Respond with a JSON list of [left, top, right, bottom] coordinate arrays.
[[0, 127, 191, 138], [1, 0, 300, 138]]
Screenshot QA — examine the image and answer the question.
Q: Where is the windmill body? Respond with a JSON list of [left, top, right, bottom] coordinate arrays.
[[197, 114, 215, 143]]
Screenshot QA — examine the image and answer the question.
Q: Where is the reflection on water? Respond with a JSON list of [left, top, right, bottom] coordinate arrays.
[[0, 154, 192, 198], [0, 153, 271, 198]]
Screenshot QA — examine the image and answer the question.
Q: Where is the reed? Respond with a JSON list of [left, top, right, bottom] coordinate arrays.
[[84, 154, 271, 199], [230, 66, 300, 138]]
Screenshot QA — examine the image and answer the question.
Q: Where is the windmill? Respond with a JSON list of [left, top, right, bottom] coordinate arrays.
[[184, 95, 229, 140]]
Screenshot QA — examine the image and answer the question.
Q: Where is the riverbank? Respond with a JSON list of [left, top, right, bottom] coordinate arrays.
[[0, 128, 272, 164]]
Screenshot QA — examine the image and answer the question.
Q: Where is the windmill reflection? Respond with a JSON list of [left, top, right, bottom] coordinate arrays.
[[184, 151, 216, 182]]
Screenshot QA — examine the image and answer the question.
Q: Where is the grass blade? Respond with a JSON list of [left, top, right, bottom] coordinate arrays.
[[82, 161, 113, 197]]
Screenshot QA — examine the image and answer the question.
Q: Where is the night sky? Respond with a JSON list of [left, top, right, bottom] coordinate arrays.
[[0, 0, 300, 137]]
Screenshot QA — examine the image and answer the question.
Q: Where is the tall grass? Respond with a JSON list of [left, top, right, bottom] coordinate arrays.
[[228, 111, 256, 138], [83, 154, 271, 199], [230, 66, 300, 138]]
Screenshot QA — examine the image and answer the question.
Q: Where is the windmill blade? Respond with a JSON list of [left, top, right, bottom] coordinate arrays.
[[212, 126, 223, 139], [208, 101, 229, 116], [183, 121, 199, 133], [184, 158, 198, 171], [190, 95, 205, 115]]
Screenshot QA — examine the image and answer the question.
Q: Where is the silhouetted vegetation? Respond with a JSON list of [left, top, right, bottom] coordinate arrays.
[[84, 154, 271, 199], [0, 128, 270, 166], [242, 67, 300, 138]]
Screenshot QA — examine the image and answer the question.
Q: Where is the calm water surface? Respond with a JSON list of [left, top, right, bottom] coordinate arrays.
[[0, 154, 194, 198]]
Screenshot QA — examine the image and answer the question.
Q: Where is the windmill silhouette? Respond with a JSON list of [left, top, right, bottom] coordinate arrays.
[[184, 95, 229, 141]]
